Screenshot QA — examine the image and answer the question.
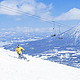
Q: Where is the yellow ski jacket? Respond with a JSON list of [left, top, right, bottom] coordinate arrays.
[[16, 46, 25, 54]]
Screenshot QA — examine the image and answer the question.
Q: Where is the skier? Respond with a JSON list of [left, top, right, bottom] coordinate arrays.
[[15, 45, 26, 59]]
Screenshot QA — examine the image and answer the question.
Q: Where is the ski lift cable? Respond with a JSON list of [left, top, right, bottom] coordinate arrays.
[[0, 6, 24, 15], [0, 5, 34, 17], [0, 4, 73, 28], [0, 4, 70, 27]]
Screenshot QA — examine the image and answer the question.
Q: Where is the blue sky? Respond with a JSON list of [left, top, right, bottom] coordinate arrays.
[[0, 0, 80, 32]]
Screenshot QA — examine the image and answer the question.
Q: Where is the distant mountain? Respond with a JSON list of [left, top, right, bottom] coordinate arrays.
[[3, 25, 80, 55]]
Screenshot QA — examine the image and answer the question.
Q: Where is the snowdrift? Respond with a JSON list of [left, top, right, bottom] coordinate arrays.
[[0, 48, 80, 80]]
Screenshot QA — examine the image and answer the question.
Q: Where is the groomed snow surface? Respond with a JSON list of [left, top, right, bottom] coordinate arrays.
[[0, 48, 80, 80]]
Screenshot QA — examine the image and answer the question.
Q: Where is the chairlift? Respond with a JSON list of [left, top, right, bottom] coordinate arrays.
[[51, 21, 56, 37], [51, 34, 56, 37], [58, 36, 63, 39]]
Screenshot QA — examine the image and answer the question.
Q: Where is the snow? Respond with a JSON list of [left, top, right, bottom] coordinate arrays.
[[0, 48, 80, 80], [58, 50, 76, 53]]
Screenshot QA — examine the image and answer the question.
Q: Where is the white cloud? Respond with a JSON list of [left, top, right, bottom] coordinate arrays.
[[55, 8, 80, 21], [0, 0, 54, 21]]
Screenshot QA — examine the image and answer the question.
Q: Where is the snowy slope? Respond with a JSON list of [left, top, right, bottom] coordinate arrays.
[[0, 48, 80, 80], [3, 25, 80, 54], [60, 24, 80, 46]]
